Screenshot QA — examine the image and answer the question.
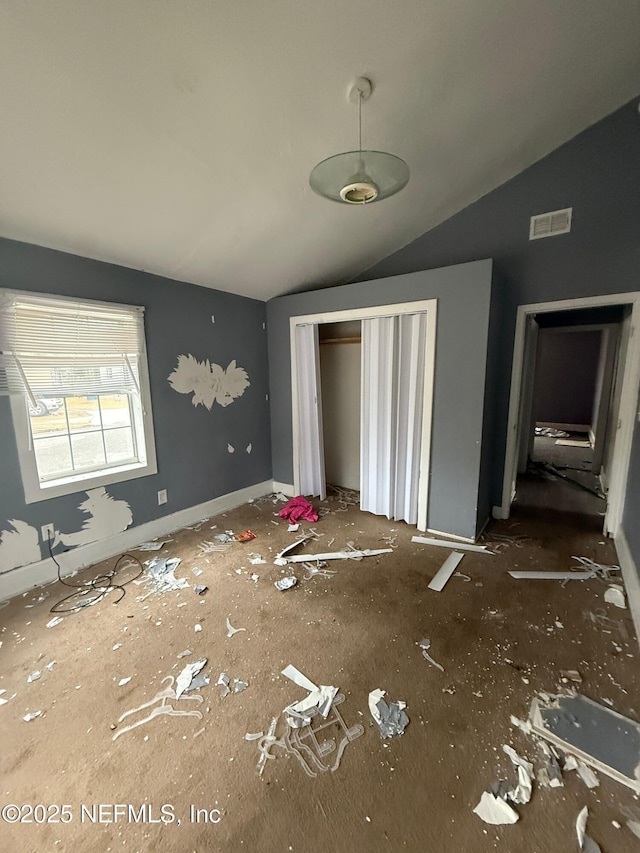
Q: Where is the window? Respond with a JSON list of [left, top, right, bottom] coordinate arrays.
[[0, 290, 157, 503]]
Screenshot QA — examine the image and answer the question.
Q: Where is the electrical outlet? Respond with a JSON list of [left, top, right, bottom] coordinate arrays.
[[157, 489, 168, 505], [41, 523, 55, 543]]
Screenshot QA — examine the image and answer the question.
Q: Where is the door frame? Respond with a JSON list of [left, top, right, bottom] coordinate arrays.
[[497, 292, 640, 535], [290, 299, 438, 531]]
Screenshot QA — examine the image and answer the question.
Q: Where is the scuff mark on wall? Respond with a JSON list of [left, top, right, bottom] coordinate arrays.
[[167, 355, 250, 410]]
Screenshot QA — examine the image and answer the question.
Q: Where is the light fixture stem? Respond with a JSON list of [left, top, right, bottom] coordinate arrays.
[[358, 89, 362, 157]]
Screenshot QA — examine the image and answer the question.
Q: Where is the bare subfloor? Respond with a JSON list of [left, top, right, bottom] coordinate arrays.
[[1, 489, 639, 852]]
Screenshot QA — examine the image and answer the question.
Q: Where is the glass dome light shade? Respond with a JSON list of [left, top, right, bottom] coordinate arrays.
[[309, 150, 409, 204]]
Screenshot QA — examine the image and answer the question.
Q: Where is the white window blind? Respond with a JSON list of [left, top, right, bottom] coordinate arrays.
[[0, 291, 145, 399]]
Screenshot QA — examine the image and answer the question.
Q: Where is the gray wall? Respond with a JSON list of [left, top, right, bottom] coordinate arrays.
[[267, 260, 493, 541], [623, 418, 640, 558], [532, 329, 602, 426], [354, 95, 640, 551], [0, 238, 271, 571]]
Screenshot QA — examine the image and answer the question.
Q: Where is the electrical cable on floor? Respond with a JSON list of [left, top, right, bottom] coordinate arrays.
[[48, 534, 143, 614]]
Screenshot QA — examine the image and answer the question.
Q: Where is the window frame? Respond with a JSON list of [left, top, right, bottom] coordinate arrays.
[[6, 291, 158, 504]]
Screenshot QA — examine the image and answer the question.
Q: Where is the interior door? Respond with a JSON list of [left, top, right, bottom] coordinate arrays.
[[294, 323, 326, 499]]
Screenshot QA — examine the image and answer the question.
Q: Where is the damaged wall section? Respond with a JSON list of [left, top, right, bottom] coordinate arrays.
[[0, 238, 271, 574]]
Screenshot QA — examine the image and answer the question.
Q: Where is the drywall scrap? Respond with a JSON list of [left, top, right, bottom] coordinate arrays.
[[285, 548, 392, 564], [473, 791, 519, 825], [368, 689, 409, 738], [281, 664, 338, 728], [604, 585, 626, 609], [576, 806, 602, 853], [529, 693, 640, 793], [428, 551, 464, 591], [411, 535, 491, 554]]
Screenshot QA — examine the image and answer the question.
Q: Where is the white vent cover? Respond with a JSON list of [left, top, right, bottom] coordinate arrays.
[[529, 207, 572, 240]]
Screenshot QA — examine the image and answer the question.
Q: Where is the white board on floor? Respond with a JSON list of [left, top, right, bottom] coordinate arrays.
[[429, 551, 464, 591], [412, 535, 491, 554]]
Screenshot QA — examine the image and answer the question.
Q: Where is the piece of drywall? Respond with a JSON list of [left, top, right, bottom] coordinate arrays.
[[267, 259, 493, 541], [0, 238, 271, 575], [320, 339, 361, 491]]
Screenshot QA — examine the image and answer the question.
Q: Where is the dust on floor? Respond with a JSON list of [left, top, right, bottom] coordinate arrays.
[[1, 490, 638, 852]]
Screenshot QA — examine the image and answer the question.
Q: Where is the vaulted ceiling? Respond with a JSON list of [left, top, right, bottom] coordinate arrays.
[[2, 1, 640, 300]]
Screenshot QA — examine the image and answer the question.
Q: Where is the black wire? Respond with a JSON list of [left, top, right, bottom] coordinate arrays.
[[48, 535, 143, 614]]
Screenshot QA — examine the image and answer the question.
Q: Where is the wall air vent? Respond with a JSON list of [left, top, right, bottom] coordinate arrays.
[[529, 207, 572, 240]]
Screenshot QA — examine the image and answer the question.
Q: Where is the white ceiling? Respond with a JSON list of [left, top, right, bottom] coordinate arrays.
[[2, 1, 640, 301]]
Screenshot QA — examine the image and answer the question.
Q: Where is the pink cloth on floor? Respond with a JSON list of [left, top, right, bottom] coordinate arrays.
[[279, 495, 319, 524]]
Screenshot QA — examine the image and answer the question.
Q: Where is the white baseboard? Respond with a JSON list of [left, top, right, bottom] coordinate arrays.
[[0, 480, 277, 602], [492, 504, 509, 520], [272, 481, 295, 497], [614, 525, 640, 651], [426, 527, 476, 544]]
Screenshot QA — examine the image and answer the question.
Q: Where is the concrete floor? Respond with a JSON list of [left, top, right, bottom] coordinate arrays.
[[1, 482, 638, 852]]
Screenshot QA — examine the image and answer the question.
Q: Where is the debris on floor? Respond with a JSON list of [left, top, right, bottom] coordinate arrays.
[[285, 547, 392, 563], [23, 711, 43, 722], [175, 658, 207, 698], [417, 638, 444, 671], [576, 806, 602, 853], [226, 617, 247, 637], [604, 585, 627, 609], [502, 744, 534, 804], [112, 675, 203, 741], [132, 540, 167, 552], [529, 692, 640, 793], [274, 576, 297, 591], [282, 664, 338, 727], [368, 688, 409, 738], [144, 557, 188, 594], [428, 551, 464, 592], [472, 790, 519, 825], [302, 562, 336, 580]]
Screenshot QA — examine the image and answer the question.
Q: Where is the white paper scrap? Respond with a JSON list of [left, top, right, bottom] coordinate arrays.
[[245, 731, 264, 741], [502, 745, 533, 804], [281, 665, 319, 693], [604, 585, 626, 609], [176, 658, 207, 699], [118, 677, 132, 687], [23, 711, 42, 722], [46, 617, 63, 628], [428, 552, 465, 592], [473, 791, 519, 825], [27, 670, 42, 683], [576, 806, 602, 853]]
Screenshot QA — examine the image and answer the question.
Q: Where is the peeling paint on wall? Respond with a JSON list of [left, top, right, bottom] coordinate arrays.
[[167, 355, 250, 410], [55, 487, 133, 548], [0, 519, 40, 572]]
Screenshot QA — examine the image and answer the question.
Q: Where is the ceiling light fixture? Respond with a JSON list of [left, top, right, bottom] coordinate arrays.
[[309, 77, 409, 205]]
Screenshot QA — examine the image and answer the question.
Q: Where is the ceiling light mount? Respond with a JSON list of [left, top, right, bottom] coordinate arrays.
[[309, 76, 409, 205]]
